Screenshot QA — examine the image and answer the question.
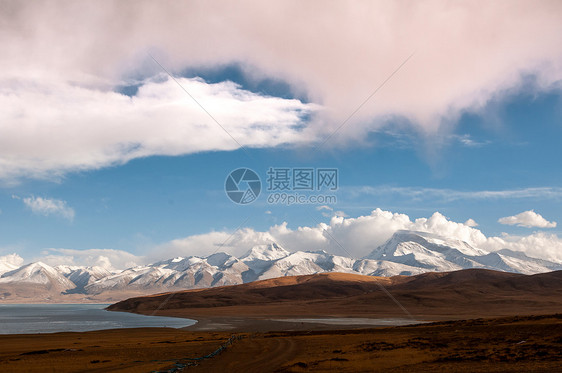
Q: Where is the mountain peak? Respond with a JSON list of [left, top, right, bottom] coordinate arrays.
[[369, 230, 487, 259], [0, 261, 75, 289], [206, 252, 238, 268], [241, 243, 290, 262]]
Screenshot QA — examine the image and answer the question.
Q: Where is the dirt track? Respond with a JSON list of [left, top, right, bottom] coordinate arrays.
[[200, 336, 299, 372]]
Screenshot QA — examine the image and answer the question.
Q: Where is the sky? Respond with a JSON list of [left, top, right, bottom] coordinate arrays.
[[0, 1, 561, 270]]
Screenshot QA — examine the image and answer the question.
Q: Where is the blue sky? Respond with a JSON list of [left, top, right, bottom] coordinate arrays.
[[1, 1, 561, 267], [1, 84, 561, 262]]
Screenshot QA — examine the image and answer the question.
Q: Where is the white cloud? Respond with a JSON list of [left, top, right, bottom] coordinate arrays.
[[316, 205, 333, 217], [151, 228, 277, 261], [464, 219, 478, 227], [152, 208, 562, 262], [154, 209, 487, 259], [0, 76, 316, 180], [0, 253, 24, 267], [21, 196, 75, 221], [315, 205, 348, 218], [482, 232, 562, 263], [1, 1, 561, 179], [410, 212, 487, 248], [39, 248, 144, 270], [498, 210, 557, 228]]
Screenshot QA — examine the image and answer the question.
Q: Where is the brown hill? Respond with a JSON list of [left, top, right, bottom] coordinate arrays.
[[108, 269, 562, 321]]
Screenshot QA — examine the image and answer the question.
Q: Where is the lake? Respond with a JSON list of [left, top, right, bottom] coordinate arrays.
[[0, 304, 196, 334]]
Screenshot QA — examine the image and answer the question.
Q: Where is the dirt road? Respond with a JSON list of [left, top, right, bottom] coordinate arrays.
[[195, 335, 299, 372]]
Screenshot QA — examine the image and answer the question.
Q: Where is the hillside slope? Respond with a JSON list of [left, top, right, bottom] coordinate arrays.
[[108, 269, 562, 320]]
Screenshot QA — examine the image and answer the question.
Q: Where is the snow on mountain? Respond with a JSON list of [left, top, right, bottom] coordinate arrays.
[[473, 250, 559, 275], [151, 254, 249, 289], [420, 232, 487, 256], [84, 266, 166, 294], [367, 230, 562, 274], [248, 248, 427, 280], [56, 265, 113, 291], [370, 230, 488, 258], [240, 243, 290, 274], [367, 231, 467, 271], [84, 252, 251, 294], [352, 259, 427, 277], [257, 251, 332, 280], [241, 243, 290, 262], [0, 262, 75, 290], [2, 230, 561, 301]]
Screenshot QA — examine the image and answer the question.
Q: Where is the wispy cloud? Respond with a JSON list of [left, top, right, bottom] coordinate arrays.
[[315, 205, 348, 218], [348, 186, 562, 202], [20, 196, 75, 221], [453, 134, 490, 148], [498, 210, 557, 228]]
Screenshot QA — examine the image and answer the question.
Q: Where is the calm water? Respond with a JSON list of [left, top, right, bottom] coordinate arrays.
[[272, 317, 427, 326], [0, 304, 196, 334]]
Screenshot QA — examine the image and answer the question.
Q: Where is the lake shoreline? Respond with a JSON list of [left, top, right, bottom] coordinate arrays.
[[0, 304, 195, 335]]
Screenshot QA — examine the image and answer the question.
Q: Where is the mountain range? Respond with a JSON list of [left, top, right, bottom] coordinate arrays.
[[1, 230, 561, 302]]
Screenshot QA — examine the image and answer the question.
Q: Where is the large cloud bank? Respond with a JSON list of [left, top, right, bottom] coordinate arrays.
[[152, 208, 562, 264], [1, 1, 561, 180], [15, 208, 562, 268]]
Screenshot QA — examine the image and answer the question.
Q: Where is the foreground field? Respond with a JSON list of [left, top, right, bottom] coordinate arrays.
[[195, 314, 562, 373], [0, 314, 561, 372], [3, 270, 562, 372]]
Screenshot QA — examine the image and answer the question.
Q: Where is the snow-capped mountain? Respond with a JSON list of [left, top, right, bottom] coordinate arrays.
[[0, 262, 75, 289], [0, 262, 76, 301], [83, 252, 249, 295], [366, 230, 561, 274], [1, 230, 561, 302], [55, 265, 113, 292]]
